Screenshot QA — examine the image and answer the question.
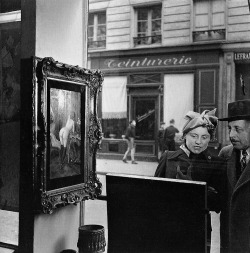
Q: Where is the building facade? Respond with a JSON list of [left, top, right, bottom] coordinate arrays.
[[88, 0, 250, 160]]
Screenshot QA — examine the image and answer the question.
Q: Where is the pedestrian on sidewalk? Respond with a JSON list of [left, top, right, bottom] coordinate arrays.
[[163, 119, 179, 151], [157, 122, 165, 160], [122, 120, 138, 164]]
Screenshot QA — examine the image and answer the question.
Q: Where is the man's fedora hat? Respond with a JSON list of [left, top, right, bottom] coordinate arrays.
[[219, 99, 250, 121]]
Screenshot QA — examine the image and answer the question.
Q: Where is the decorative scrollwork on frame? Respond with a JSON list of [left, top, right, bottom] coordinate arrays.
[[88, 114, 103, 155], [40, 181, 101, 214], [88, 69, 104, 98]]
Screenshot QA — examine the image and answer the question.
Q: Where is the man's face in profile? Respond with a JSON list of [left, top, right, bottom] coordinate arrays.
[[228, 120, 250, 150]]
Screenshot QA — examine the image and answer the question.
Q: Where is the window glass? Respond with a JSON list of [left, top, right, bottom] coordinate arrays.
[[98, 13, 106, 24], [135, 99, 155, 140], [88, 13, 94, 26], [135, 5, 161, 45], [88, 12, 106, 49], [194, 0, 225, 30], [87, 1, 222, 250], [138, 21, 147, 36], [102, 118, 127, 139]]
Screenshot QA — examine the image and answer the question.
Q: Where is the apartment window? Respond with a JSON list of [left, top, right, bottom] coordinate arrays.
[[88, 12, 106, 49], [193, 0, 225, 42], [134, 5, 162, 46]]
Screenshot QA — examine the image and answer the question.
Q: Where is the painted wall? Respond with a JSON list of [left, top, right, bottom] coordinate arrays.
[[35, 1, 86, 251], [20, 0, 88, 252], [36, 0, 84, 66]]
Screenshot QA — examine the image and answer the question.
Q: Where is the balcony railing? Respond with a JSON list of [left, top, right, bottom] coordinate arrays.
[[88, 40, 106, 49], [133, 35, 162, 46], [193, 29, 226, 42]]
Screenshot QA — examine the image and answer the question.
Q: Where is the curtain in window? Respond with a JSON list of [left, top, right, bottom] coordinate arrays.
[[102, 76, 127, 119], [164, 74, 194, 133]]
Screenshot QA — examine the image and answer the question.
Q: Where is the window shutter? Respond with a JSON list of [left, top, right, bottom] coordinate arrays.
[[197, 69, 217, 113], [194, 0, 209, 30], [211, 0, 225, 29]]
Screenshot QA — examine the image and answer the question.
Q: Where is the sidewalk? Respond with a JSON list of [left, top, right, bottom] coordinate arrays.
[[97, 158, 158, 177]]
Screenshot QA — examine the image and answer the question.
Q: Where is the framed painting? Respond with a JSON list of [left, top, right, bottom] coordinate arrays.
[[33, 57, 103, 214]]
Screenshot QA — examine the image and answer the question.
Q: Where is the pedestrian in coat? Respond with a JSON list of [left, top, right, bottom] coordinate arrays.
[[155, 109, 227, 251], [157, 122, 165, 160], [163, 119, 179, 151], [122, 120, 138, 164], [219, 99, 250, 253]]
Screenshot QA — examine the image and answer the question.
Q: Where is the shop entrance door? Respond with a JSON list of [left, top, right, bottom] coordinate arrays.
[[131, 96, 158, 156]]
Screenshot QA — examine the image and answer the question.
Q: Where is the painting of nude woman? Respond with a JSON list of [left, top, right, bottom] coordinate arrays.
[[49, 87, 81, 179]]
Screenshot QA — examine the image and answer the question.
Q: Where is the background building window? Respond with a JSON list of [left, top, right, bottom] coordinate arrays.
[[88, 12, 106, 49], [193, 0, 225, 42], [134, 5, 162, 46]]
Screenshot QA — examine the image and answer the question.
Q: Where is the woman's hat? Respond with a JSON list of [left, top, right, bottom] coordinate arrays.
[[219, 99, 250, 121], [182, 109, 218, 140]]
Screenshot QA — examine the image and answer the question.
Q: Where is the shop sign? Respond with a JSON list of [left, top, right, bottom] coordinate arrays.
[[234, 52, 250, 61], [103, 55, 192, 69]]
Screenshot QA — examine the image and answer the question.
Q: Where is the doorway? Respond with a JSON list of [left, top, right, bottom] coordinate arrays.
[[131, 95, 158, 156]]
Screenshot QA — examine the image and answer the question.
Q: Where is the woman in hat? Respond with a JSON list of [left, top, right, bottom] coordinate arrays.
[[154, 109, 227, 251]]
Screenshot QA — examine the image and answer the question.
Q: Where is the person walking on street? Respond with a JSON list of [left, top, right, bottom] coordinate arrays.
[[219, 99, 250, 253], [157, 122, 165, 160], [122, 120, 138, 164], [164, 119, 179, 151]]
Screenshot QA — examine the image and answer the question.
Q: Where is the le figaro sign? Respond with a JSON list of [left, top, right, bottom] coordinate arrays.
[[104, 55, 193, 69]]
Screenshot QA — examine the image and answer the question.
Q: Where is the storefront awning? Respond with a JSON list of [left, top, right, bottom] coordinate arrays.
[[102, 76, 127, 119]]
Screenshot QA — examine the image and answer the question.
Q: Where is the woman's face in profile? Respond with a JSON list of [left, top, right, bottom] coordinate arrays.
[[184, 126, 211, 154]]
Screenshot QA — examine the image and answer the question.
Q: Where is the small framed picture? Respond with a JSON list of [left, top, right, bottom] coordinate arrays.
[[33, 57, 103, 213]]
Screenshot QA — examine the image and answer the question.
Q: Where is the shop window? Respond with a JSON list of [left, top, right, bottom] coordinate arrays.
[[102, 118, 127, 139], [133, 98, 156, 141], [133, 5, 162, 46], [235, 63, 250, 101], [88, 12, 106, 49], [193, 0, 225, 42]]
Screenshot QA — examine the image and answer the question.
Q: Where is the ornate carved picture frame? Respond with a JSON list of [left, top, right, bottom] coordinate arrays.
[[33, 57, 103, 214]]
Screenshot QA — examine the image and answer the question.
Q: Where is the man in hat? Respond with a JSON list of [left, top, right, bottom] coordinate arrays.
[[219, 99, 250, 253]]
